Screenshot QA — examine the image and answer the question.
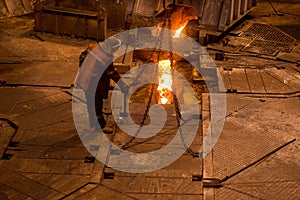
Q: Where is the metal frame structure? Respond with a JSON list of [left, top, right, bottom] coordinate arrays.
[[126, 0, 256, 44], [34, 0, 107, 41]]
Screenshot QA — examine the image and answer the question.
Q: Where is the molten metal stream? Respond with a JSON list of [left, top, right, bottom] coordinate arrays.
[[157, 23, 187, 104], [157, 60, 173, 104], [173, 23, 187, 38]]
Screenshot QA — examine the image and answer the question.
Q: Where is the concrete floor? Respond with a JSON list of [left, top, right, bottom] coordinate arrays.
[[0, 0, 300, 199]]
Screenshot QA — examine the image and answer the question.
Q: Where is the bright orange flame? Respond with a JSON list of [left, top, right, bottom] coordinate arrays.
[[173, 23, 188, 38], [157, 60, 173, 104]]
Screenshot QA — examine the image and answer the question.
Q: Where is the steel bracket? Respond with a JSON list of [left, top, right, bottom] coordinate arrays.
[[203, 178, 223, 188]]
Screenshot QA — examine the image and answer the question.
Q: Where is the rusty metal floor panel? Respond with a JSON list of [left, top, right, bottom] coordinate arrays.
[[240, 23, 297, 55], [242, 39, 296, 55], [240, 23, 297, 44], [209, 95, 300, 200], [218, 67, 300, 94], [14, 91, 68, 111], [12, 91, 71, 115], [276, 25, 300, 42], [0, 119, 17, 159], [1, 5, 300, 199]]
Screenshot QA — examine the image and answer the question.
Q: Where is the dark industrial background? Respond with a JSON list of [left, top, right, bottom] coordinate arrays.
[[0, 0, 299, 199]]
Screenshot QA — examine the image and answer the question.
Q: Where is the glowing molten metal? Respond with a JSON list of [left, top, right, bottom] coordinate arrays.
[[173, 23, 187, 38], [157, 60, 173, 104]]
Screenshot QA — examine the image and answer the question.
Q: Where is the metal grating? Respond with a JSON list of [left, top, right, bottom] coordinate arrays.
[[276, 25, 300, 41], [13, 91, 71, 115], [216, 181, 300, 200], [211, 96, 300, 199], [242, 39, 296, 55], [212, 96, 287, 180], [241, 23, 297, 43], [240, 23, 297, 55]]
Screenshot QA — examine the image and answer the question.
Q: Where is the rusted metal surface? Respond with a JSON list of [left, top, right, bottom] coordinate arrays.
[[102, 1, 126, 29], [126, 0, 173, 17], [125, 0, 256, 44], [0, 0, 33, 17], [127, 0, 256, 31], [193, 0, 256, 45], [195, 0, 256, 31], [34, 0, 107, 41], [217, 67, 300, 94], [240, 23, 297, 55]]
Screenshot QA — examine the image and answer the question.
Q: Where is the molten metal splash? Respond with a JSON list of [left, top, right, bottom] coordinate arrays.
[[173, 23, 187, 38], [157, 60, 173, 104]]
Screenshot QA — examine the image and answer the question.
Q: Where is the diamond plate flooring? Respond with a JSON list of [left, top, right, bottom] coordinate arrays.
[[1, 2, 300, 199]]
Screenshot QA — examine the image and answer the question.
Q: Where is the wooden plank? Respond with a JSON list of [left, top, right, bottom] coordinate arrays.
[[101, 177, 202, 194], [245, 68, 266, 93], [260, 70, 293, 94], [230, 68, 250, 93]]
